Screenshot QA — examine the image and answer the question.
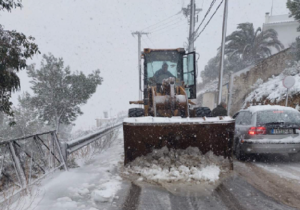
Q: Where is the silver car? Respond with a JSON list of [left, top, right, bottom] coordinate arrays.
[[233, 105, 300, 161]]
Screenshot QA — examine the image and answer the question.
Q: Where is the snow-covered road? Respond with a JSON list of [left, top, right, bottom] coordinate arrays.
[[4, 129, 300, 210]]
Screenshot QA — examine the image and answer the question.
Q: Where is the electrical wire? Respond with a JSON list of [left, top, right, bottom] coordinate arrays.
[[151, 18, 185, 34], [194, 0, 216, 35], [147, 36, 156, 48], [194, 0, 224, 41], [151, 21, 187, 36], [142, 37, 151, 48], [146, 16, 184, 33], [141, 11, 182, 31]]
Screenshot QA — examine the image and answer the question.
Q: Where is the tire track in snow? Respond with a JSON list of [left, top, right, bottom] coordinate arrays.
[[137, 184, 171, 210], [122, 183, 141, 210]]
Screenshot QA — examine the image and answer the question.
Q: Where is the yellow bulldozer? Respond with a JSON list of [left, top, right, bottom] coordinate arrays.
[[123, 48, 235, 165]]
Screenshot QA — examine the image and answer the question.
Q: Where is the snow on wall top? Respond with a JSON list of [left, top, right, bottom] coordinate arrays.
[[232, 65, 254, 78], [243, 105, 298, 114], [123, 116, 234, 124], [197, 77, 229, 96]]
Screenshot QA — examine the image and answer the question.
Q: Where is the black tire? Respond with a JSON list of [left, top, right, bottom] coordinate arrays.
[[289, 153, 299, 162], [128, 108, 144, 118], [235, 141, 246, 161], [194, 107, 212, 117]]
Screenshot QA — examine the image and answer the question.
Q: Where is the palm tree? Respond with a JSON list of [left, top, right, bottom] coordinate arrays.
[[225, 23, 284, 65]]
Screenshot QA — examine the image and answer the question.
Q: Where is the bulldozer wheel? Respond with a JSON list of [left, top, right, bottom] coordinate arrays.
[[128, 108, 144, 118], [235, 141, 246, 161], [194, 107, 212, 117]]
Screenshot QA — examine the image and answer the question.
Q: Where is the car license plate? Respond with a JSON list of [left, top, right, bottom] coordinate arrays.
[[271, 129, 293, 134]]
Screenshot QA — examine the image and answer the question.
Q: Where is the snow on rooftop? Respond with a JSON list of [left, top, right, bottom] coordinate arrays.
[[124, 116, 234, 124], [265, 14, 296, 24], [243, 105, 298, 113]]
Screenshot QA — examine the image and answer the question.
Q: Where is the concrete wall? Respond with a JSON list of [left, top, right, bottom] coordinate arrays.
[[230, 49, 291, 115]]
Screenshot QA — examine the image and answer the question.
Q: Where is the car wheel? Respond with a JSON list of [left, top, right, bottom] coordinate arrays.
[[235, 141, 246, 161]]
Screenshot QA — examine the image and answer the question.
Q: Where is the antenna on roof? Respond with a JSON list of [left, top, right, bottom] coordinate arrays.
[[271, 0, 274, 16]]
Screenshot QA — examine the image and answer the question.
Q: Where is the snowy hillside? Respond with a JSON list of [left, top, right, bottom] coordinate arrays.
[[244, 61, 300, 107]]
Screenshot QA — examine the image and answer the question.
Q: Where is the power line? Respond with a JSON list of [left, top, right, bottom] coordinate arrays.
[[151, 22, 187, 36], [194, 0, 224, 41], [147, 16, 184, 33], [147, 36, 156, 48], [194, 0, 216, 35], [141, 11, 182, 31], [142, 36, 151, 48], [151, 18, 185, 34]]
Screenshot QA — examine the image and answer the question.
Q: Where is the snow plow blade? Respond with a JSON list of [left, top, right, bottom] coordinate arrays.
[[123, 117, 235, 165]]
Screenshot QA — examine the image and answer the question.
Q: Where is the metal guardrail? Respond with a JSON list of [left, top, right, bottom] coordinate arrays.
[[0, 118, 124, 206], [62, 122, 123, 159], [0, 131, 68, 205]]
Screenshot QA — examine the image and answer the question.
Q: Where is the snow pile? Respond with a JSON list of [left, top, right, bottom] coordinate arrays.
[[92, 180, 121, 203], [244, 62, 300, 106], [53, 197, 78, 208], [125, 147, 230, 184]]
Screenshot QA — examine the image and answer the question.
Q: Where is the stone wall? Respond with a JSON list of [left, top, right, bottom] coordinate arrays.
[[230, 48, 292, 115]]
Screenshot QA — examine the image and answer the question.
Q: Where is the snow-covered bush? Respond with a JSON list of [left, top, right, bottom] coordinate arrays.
[[282, 61, 300, 76], [244, 63, 300, 107]]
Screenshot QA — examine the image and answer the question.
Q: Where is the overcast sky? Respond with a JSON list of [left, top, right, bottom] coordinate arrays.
[[0, 0, 290, 131]]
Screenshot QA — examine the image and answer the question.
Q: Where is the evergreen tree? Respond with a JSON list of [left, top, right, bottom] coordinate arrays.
[[27, 53, 103, 134], [0, 92, 49, 141], [0, 0, 39, 116]]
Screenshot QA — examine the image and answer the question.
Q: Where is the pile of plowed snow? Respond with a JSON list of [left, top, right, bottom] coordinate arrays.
[[125, 147, 230, 184]]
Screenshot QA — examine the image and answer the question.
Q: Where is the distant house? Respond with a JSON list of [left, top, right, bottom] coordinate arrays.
[[197, 76, 230, 111], [263, 13, 300, 51], [95, 111, 116, 127]]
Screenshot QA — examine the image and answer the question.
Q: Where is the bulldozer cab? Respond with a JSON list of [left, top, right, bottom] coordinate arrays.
[[143, 48, 196, 99]]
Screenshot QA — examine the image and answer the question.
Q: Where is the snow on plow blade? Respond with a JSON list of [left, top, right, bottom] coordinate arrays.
[[123, 117, 235, 165]]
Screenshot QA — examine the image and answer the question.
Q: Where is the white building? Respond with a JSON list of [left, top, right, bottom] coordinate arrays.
[[263, 13, 300, 50], [95, 111, 115, 127]]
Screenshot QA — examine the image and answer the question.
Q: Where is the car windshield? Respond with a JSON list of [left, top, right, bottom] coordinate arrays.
[[257, 110, 300, 125]]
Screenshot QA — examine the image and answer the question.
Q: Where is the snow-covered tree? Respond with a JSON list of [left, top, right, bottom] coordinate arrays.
[[0, 1, 39, 116], [27, 53, 103, 135], [0, 92, 49, 141]]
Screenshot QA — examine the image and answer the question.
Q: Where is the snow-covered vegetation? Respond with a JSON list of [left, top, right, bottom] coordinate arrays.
[[244, 61, 300, 106]]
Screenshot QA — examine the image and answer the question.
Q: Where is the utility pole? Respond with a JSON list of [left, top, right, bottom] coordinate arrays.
[[132, 31, 149, 102], [182, 0, 202, 52], [188, 0, 195, 52], [217, 0, 229, 105]]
